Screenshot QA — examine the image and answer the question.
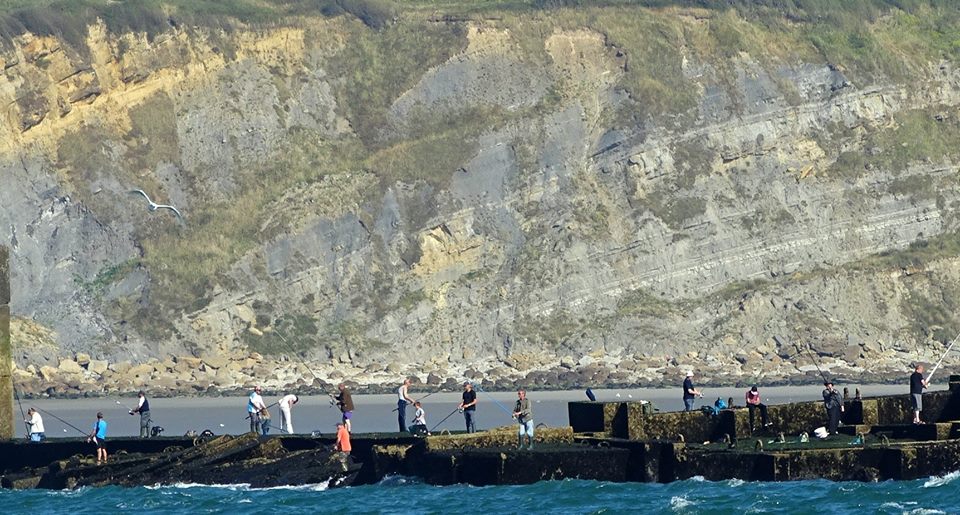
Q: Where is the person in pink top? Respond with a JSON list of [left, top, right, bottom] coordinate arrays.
[[745, 385, 772, 431]]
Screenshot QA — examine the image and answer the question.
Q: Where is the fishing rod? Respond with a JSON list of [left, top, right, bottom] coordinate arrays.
[[778, 334, 828, 384], [272, 327, 342, 403], [927, 330, 960, 383], [243, 401, 279, 420], [392, 390, 438, 412], [34, 407, 87, 436], [429, 408, 461, 433], [13, 383, 29, 437]]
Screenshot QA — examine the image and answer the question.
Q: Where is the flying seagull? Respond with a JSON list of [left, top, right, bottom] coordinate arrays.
[[129, 189, 183, 220]]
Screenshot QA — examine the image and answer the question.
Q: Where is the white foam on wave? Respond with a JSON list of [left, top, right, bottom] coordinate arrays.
[[376, 475, 420, 487], [922, 470, 960, 488], [670, 496, 694, 511], [145, 481, 329, 492], [905, 509, 946, 515], [725, 479, 746, 488], [688, 476, 706, 482]]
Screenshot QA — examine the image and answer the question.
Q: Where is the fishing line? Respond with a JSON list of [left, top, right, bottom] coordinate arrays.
[[472, 382, 514, 417], [34, 406, 87, 436]]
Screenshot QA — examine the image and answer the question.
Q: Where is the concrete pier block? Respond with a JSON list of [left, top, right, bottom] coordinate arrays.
[[568, 401, 630, 437]]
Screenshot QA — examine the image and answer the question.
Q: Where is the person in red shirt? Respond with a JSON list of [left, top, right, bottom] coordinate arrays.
[[745, 385, 772, 431], [334, 422, 351, 455]]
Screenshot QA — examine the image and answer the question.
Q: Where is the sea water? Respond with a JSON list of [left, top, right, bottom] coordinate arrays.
[[3, 473, 960, 514]]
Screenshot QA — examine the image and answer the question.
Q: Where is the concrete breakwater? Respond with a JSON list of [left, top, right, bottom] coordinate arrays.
[[3, 376, 960, 488]]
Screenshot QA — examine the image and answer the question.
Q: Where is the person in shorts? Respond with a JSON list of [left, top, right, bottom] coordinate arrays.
[[910, 363, 928, 424]]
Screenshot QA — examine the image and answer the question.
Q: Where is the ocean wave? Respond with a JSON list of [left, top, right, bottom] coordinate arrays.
[[725, 479, 746, 488], [376, 475, 421, 487], [670, 496, 694, 511], [905, 509, 946, 515], [145, 481, 329, 492], [922, 470, 960, 488], [688, 476, 706, 482]]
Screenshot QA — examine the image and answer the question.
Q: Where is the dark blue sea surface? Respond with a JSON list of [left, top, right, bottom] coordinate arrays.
[[4, 473, 959, 514]]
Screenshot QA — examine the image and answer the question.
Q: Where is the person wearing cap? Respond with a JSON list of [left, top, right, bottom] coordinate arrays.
[[745, 385, 772, 431], [822, 381, 844, 435], [25, 407, 45, 443], [247, 386, 267, 434], [458, 382, 477, 433], [87, 412, 108, 464], [682, 371, 702, 411], [278, 393, 299, 434], [129, 390, 151, 438]]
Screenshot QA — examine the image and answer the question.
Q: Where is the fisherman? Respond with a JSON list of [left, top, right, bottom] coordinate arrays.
[[397, 378, 414, 432], [335, 383, 354, 433], [87, 412, 108, 464], [129, 390, 151, 438], [409, 401, 429, 436], [247, 386, 267, 435], [513, 389, 534, 450], [25, 407, 45, 443], [334, 422, 352, 455], [910, 363, 929, 424], [822, 381, 844, 435], [683, 371, 703, 411], [745, 385, 772, 431], [278, 393, 299, 434], [458, 381, 477, 433]]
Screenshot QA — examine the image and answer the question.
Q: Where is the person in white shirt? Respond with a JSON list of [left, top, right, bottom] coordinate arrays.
[[247, 386, 267, 434], [409, 401, 429, 436], [25, 408, 45, 443], [278, 394, 299, 434], [397, 378, 414, 432]]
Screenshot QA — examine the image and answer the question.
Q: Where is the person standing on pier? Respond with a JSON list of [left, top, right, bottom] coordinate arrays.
[[745, 385, 772, 431], [459, 382, 478, 433], [822, 381, 844, 435], [910, 363, 929, 424], [129, 390, 151, 438], [278, 394, 299, 434], [683, 371, 702, 411], [336, 383, 354, 433], [397, 378, 414, 432], [513, 389, 534, 450], [87, 412, 108, 464], [247, 386, 267, 434], [25, 407, 45, 443]]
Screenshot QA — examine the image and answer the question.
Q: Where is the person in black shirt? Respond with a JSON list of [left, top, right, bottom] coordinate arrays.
[[458, 382, 478, 433], [910, 364, 928, 424], [682, 371, 702, 411]]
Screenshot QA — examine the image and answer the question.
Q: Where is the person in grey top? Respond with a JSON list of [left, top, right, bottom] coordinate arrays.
[[513, 389, 534, 450]]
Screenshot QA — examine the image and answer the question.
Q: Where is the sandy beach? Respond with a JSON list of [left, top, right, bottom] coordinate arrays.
[[8, 383, 945, 438]]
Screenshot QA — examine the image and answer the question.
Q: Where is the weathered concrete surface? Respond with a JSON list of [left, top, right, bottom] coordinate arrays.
[[1, 433, 360, 490], [0, 245, 12, 441]]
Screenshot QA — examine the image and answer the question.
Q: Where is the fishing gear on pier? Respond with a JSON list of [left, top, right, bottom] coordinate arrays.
[[14, 383, 28, 436], [927, 330, 960, 383], [430, 408, 461, 432], [392, 390, 438, 412], [34, 407, 87, 436]]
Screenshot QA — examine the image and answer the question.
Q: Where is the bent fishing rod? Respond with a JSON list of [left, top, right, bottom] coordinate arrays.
[[779, 334, 829, 384], [927, 330, 960, 383], [272, 327, 343, 404], [14, 383, 29, 436], [34, 407, 88, 436]]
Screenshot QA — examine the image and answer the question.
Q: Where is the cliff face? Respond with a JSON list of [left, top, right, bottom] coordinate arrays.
[[4, 2, 960, 392]]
